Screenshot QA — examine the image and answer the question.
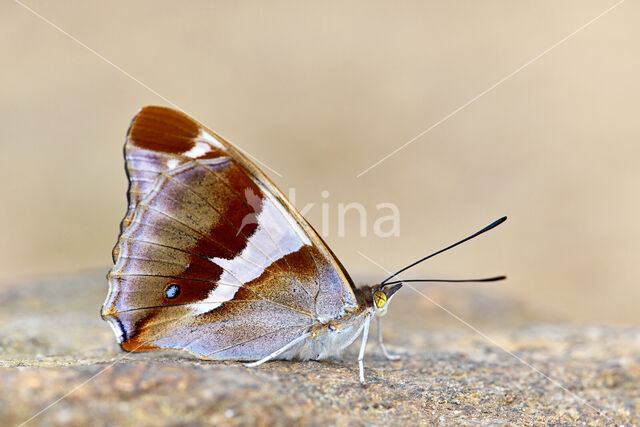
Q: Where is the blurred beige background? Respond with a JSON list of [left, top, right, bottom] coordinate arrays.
[[1, 1, 638, 323]]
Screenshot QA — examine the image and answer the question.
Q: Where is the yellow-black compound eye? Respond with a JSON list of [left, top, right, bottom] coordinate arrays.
[[373, 290, 387, 309]]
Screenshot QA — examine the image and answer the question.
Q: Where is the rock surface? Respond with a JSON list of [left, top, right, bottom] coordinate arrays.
[[0, 272, 638, 425]]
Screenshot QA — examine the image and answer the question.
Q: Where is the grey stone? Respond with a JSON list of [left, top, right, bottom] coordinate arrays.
[[0, 272, 638, 425]]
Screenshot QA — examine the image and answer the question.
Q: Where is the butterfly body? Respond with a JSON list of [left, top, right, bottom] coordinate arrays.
[[288, 306, 372, 361], [102, 106, 396, 382]]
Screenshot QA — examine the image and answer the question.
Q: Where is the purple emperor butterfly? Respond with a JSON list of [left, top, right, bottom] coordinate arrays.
[[102, 106, 506, 383]]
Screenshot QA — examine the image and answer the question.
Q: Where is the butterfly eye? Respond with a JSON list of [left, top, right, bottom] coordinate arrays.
[[373, 290, 387, 309], [165, 283, 180, 299]]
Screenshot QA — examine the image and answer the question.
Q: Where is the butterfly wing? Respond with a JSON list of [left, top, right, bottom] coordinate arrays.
[[101, 106, 359, 359]]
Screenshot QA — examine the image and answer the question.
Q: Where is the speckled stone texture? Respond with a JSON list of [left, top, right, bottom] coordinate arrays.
[[1, 272, 638, 425]]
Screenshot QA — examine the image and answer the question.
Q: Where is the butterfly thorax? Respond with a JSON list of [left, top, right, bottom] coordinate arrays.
[[353, 285, 376, 308]]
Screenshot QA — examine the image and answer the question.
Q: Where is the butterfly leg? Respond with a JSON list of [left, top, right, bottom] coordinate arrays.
[[377, 316, 400, 361], [245, 332, 312, 368], [357, 314, 372, 384]]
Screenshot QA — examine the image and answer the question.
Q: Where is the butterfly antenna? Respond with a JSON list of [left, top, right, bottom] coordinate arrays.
[[383, 275, 506, 286], [379, 216, 507, 285]]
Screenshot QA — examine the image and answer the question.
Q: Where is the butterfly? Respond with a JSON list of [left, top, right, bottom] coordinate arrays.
[[101, 106, 505, 384]]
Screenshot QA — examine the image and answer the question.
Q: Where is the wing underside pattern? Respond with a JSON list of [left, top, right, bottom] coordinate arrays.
[[102, 106, 358, 359]]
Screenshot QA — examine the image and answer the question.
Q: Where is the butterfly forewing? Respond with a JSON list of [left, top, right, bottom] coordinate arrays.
[[102, 106, 358, 359]]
